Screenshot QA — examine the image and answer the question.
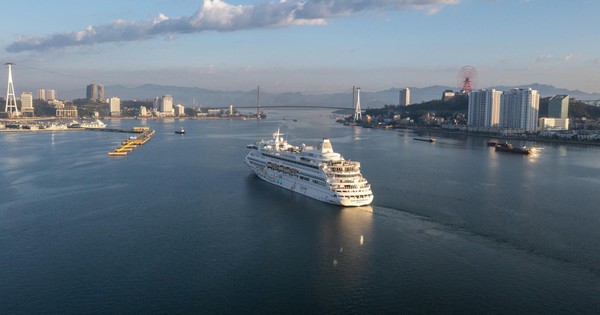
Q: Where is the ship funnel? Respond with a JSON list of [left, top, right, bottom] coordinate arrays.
[[319, 138, 334, 154]]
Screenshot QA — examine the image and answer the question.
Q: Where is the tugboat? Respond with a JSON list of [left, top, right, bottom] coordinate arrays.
[[175, 127, 185, 134], [494, 142, 531, 155]]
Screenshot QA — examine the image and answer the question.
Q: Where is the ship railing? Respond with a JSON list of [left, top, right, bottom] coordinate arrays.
[[324, 170, 361, 177], [326, 177, 367, 184]]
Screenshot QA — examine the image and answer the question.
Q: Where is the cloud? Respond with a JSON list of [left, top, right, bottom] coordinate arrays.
[[7, 0, 459, 52], [535, 54, 552, 62], [562, 53, 577, 63]]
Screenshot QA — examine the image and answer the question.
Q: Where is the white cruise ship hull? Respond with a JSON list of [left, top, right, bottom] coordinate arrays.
[[245, 130, 373, 207], [246, 161, 373, 207]]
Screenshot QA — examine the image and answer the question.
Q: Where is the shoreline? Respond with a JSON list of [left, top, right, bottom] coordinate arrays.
[[412, 126, 600, 147]]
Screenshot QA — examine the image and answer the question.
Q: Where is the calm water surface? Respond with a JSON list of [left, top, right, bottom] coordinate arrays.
[[1, 109, 599, 313]]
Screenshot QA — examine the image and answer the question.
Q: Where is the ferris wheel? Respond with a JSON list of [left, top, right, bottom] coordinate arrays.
[[457, 65, 478, 93]]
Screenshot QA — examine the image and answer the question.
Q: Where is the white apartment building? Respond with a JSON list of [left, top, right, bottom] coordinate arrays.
[[46, 89, 56, 101], [109, 97, 121, 116], [139, 106, 147, 117], [175, 104, 185, 116], [468, 89, 502, 127], [37, 89, 46, 100], [399, 88, 410, 106], [37, 89, 56, 100], [20, 92, 34, 115], [158, 95, 174, 115], [500, 88, 539, 132]]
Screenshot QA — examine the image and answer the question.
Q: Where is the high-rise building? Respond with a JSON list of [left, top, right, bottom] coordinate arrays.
[[500, 88, 540, 132], [399, 88, 410, 106], [46, 89, 56, 101], [468, 89, 502, 127], [87, 84, 98, 100], [37, 89, 56, 100], [548, 95, 569, 119], [139, 106, 147, 117], [20, 92, 34, 116], [37, 89, 46, 100], [175, 104, 185, 116], [98, 85, 105, 101], [158, 95, 173, 114], [109, 97, 121, 116]]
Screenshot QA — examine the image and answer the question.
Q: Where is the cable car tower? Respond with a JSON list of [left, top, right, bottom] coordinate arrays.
[[4, 63, 19, 116]]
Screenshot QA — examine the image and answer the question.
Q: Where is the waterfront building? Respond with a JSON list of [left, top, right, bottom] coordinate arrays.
[[37, 89, 46, 100], [442, 90, 455, 101], [175, 104, 185, 116], [208, 109, 221, 116], [158, 95, 174, 115], [548, 95, 569, 119], [468, 89, 502, 127], [56, 103, 78, 118], [109, 97, 121, 116], [500, 88, 540, 132], [140, 106, 147, 117], [399, 88, 410, 106], [20, 92, 34, 116], [539, 117, 569, 131]]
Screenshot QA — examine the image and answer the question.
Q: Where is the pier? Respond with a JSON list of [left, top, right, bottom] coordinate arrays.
[[108, 128, 155, 157]]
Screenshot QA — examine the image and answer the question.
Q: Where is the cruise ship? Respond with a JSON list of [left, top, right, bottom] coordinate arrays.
[[245, 130, 373, 206]]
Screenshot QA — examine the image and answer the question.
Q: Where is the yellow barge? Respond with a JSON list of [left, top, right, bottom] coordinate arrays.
[[108, 129, 155, 157]]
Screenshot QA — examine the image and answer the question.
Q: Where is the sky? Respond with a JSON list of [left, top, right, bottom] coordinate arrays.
[[1, 0, 599, 97]]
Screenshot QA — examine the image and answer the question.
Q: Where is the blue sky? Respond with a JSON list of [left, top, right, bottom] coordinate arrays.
[[1, 0, 599, 96]]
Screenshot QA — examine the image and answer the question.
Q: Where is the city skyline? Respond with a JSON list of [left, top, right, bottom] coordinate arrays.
[[1, 0, 599, 95]]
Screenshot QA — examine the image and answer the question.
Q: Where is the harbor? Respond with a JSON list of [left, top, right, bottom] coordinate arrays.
[[108, 127, 155, 157], [2, 112, 599, 314]]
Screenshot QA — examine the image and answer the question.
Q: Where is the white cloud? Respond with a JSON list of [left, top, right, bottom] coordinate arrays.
[[562, 53, 577, 63], [7, 0, 459, 52], [535, 54, 552, 62]]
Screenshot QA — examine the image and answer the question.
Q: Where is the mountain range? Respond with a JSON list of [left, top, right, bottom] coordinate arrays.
[[61, 83, 600, 109]]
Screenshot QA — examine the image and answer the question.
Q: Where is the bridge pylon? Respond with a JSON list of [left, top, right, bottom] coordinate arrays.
[[4, 63, 19, 117], [353, 87, 362, 123]]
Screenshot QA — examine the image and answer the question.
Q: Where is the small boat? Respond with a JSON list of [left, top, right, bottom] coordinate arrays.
[[175, 127, 185, 134], [487, 141, 499, 146], [414, 137, 436, 143], [494, 142, 531, 155]]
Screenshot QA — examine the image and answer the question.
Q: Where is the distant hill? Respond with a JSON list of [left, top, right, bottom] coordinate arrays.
[[58, 83, 600, 109]]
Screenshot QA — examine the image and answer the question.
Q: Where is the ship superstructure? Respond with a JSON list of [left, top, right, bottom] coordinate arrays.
[[245, 130, 373, 206]]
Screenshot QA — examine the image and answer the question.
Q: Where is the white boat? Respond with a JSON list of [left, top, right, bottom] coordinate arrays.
[[245, 129, 373, 206], [80, 119, 106, 129]]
